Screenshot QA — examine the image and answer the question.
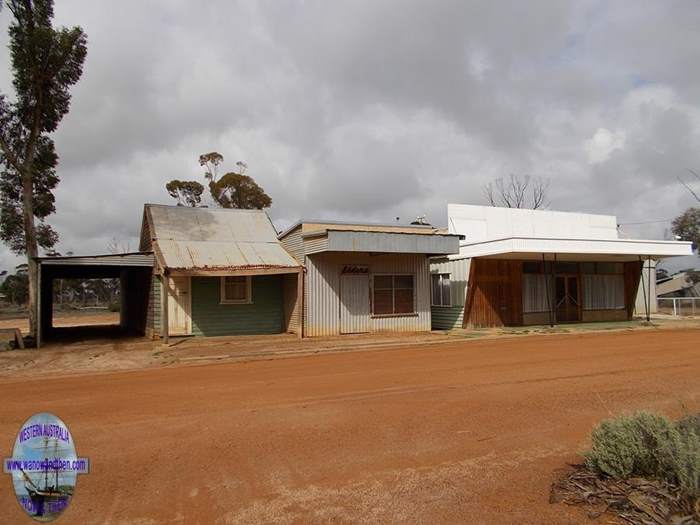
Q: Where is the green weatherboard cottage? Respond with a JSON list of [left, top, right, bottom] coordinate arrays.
[[140, 204, 303, 342]]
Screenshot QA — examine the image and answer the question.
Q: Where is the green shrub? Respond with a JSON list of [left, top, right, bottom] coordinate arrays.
[[673, 428, 700, 499], [108, 302, 120, 312], [585, 412, 700, 500]]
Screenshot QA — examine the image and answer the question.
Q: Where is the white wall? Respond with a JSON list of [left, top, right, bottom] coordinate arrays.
[[448, 204, 619, 243], [635, 259, 657, 315]]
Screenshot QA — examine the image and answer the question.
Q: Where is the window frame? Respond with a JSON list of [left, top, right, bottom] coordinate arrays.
[[220, 276, 252, 304], [371, 273, 416, 317], [431, 273, 452, 307]]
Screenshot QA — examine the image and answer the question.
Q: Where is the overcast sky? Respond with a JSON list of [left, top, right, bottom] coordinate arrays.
[[1, 0, 699, 272]]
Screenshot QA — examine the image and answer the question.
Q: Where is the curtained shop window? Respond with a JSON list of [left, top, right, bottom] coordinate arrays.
[[431, 273, 451, 307], [583, 275, 625, 310], [582, 262, 625, 310], [373, 275, 415, 315], [522, 274, 552, 313]]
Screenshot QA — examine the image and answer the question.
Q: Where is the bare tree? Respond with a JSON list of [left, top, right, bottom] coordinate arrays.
[[482, 174, 550, 210], [107, 237, 131, 254], [678, 169, 700, 202]]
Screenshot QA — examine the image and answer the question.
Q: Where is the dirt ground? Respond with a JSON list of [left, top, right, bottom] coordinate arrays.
[[0, 310, 119, 332], [0, 329, 698, 524]]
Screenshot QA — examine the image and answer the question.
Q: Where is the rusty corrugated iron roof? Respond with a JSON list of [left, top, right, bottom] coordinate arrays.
[[145, 204, 300, 271]]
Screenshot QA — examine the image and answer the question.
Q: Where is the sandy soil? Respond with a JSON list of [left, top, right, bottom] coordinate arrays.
[[0, 329, 698, 524]]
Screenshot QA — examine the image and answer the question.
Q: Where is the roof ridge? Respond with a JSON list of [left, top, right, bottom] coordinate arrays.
[[144, 203, 266, 214]]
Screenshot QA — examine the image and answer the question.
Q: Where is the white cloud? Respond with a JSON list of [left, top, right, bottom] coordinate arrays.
[[584, 128, 626, 164]]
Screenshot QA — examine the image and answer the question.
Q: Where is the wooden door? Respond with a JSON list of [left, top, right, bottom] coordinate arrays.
[[340, 273, 370, 334], [167, 276, 191, 335], [555, 275, 580, 322]]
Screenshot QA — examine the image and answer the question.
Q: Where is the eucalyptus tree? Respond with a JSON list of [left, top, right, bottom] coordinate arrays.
[[0, 0, 87, 339]]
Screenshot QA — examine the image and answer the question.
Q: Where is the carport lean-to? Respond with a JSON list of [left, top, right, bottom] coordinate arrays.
[[36, 252, 155, 347]]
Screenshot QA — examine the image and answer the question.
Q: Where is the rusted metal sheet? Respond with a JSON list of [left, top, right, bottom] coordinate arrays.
[[145, 204, 300, 271], [156, 240, 299, 271]]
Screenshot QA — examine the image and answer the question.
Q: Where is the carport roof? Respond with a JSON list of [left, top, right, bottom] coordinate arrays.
[[38, 252, 154, 266]]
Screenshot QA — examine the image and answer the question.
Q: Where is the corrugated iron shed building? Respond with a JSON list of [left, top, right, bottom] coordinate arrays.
[[141, 204, 303, 341], [279, 220, 461, 337]]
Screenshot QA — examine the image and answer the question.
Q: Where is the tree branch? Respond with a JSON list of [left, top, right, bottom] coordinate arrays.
[[678, 175, 700, 202]]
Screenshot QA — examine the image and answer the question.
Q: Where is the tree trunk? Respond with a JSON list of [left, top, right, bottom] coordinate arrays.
[[21, 170, 39, 340]]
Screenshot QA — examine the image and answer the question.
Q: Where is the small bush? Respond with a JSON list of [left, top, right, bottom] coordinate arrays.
[[585, 411, 700, 501], [108, 302, 120, 312]]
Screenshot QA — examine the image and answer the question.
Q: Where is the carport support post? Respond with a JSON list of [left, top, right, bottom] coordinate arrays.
[[160, 274, 169, 345]]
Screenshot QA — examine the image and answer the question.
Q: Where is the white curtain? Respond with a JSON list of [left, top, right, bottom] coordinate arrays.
[[523, 274, 551, 313], [583, 274, 625, 310]]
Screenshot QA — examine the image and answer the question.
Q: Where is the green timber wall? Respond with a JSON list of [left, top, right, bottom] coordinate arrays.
[[429, 257, 470, 331], [431, 305, 465, 330], [191, 275, 284, 336]]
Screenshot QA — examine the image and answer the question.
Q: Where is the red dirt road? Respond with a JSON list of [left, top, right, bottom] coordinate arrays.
[[1, 329, 698, 524]]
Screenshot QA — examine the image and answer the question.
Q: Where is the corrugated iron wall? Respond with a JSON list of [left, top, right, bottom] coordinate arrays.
[[304, 252, 431, 336], [429, 258, 470, 330], [279, 226, 304, 263], [304, 235, 329, 254]]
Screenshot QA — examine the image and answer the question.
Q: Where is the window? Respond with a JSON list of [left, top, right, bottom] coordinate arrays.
[[522, 274, 552, 313], [580, 262, 625, 310], [431, 273, 451, 306], [220, 276, 251, 304], [373, 274, 415, 315], [583, 274, 625, 310]]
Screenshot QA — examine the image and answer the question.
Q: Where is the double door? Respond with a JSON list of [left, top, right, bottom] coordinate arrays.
[[555, 275, 580, 323]]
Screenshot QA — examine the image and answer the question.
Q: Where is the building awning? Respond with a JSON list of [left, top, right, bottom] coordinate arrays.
[[449, 237, 693, 261], [155, 240, 301, 275], [302, 229, 461, 256]]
